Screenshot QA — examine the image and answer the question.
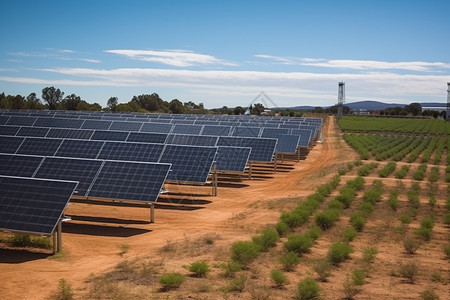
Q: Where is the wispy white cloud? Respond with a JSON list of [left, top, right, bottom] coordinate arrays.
[[105, 49, 237, 67], [255, 55, 450, 72], [7, 49, 100, 63]]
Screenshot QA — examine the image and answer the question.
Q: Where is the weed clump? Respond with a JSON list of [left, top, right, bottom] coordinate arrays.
[[284, 234, 314, 255], [295, 277, 321, 300], [270, 269, 289, 288], [159, 273, 186, 291], [188, 260, 210, 277], [327, 242, 353, 266], [231, 241, 260, 267]]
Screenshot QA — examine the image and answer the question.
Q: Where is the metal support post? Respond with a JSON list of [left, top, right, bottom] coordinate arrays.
[[248, 162, 252, 180], [57, 220, 62, 252], [150, 203, 155, 223], [53, 232, 57, 254]]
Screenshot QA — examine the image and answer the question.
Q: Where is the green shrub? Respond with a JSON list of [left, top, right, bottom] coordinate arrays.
[[327, 199, 345, 211], [327, 242, 353, 266], [231, 241, 260, 267], [338, 167, 347, 175], [306, 225, 322, 241], [220, 274, 246, 292], [403, 236, 420, 254], [313, 259, 332, 282], [398, 262, 418, 283], [347, 176, 365, 191], [394, 165, 410, 179], [362, 246, 378, 263], [270, 269, 290, 288], [352, 269, 366, 286], [399, 214, 412, 224], [443, 245, 450, 259], [252, 228, 279, 251], [56, 278, 73, 300], [284, 234, 314, 255], [358, 201, 374, 216], [378, 162, 397, 178], [347, 162, 354, 170], [388, 189, 399, 211], [415, 227, 433, 241], [275, 221, 290, 237], [295, 277, 321, 300], [279, 251, 301, 271], [420, 289, 440, 300], [428, 167, 439, 183], [350, 212, 366, 232], [315, 209, 340, 230], [342, 227, 358, 242], [280, 210, 309, 229], [159, 273, 186, 290], [444, 213, 450, 225], [6, 234, 52, 249], [188, 260, 210, 277], [221, 261, 241, 278]]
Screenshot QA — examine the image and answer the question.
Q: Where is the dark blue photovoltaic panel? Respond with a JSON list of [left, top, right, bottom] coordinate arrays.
[[159, 145, 217, 182], [0, 136, 25, 153], [232, 127, 261, 137], [0, 125, 20, 136], [201, 125, 231, 136], [90, 130, 129, 141], [261, 128, 290, 138], [97, 141, 164, 162], [0, 116, 10, 125], [34, 117, 83, 129], [16, 137, 62, 156], [55, 139, 104, 159], [217, 137, 277, 162], [109, 121, 143, 132], [166, 134, 218, 147], [0, 175, 77, 235], [81, 119, 112, 130], [16, 126, 50, 137], [275, 134, 300, 153], [171, 124, 203, 135], [88, 161, 171, 202], [214, 146, 251, 173], [47, 128, 94, 140], [140, 122, 173, 133], [0, 154, 44, 177], [6, 116, 37, 126], [291, 129, 312, 147], [126, 132, 168, 144], [34, 157, 102, 197]]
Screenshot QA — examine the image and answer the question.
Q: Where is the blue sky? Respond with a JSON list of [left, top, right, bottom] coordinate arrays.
[[1, 0, 449, 109]]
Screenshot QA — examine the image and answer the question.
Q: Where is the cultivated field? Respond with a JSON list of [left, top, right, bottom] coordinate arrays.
[[1, 116, 449, 299]]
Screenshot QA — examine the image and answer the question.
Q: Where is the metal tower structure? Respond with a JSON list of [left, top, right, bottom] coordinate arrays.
[[337, 82, 345, 120], [447, 82, 450, 121]]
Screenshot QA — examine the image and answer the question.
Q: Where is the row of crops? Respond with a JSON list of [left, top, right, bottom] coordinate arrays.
[[338, 116, 450, 134], [343, 133, 449, 165]]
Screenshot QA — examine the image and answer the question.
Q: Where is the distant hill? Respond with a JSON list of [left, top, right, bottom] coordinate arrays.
[[275, 101, 446, 111]]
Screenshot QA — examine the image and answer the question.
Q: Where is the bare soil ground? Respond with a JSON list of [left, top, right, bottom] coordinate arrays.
[[1, 116, 448, 299]]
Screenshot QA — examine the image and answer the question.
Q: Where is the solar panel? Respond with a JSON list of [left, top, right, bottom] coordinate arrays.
[[0, 125, 20, 136], [46, 128, 94, 140], [16, 137, 62, 156], [0, 116, 10, 125], [275, 134, 300, 153], [126, 132, 168, 144], [55, 139, 104, 159], [232, 126, 261, 137], [90, 130, 129, 141], [165, 134, 218, 147], [171, 124, 203, 135], [34, 157, 102, 197], [87, 160, 171, 202], [34, 117, 83, 129], [0, 175, 77, 235], [217, 136, 277, 162], [0, 136, 25, 153], [261, 128, 290, 138], [159, 145, 217, 182], [6, 116, 37, 126], [201, 125, 231, 136], [16, 126, 50, 137], [109, 121, 143, 132], [0, 154, 44, 177], [97, 141, 164, 163], [140, 122, 173, 133], [214, 146, 251, 173], [291, 129, 312, 147], [81, 119, 112, 130]]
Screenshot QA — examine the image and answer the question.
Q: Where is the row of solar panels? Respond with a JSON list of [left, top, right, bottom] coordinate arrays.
[[0, 135, 263, 181], [0, 115, 316, 146], [0, 124, 301, 154], [0, 109, 324, 125]]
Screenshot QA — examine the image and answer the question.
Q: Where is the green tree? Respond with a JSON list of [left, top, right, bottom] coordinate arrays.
[[25, 93, 43, 109], [107, 97, 118, 111], [251, 103, 265, 115], [42, 86, 64, 110], [405, 102, 422, 116], [169, 99, 186, 114], [234, 106, 245, 115], [131, 93, 168, 112], [61, 94, 81, 110]]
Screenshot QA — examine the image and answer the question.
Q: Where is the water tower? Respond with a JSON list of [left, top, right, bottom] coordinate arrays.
[[337, 82, 345, 120], [447, 82, 450, 121]]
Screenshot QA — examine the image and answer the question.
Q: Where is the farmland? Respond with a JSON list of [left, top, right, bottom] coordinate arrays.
[[1, 115, 449, 299]]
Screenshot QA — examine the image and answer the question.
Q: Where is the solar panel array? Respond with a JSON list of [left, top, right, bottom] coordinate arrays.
[[0, 175, 77, 235], [0, 153, 171, 203]]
